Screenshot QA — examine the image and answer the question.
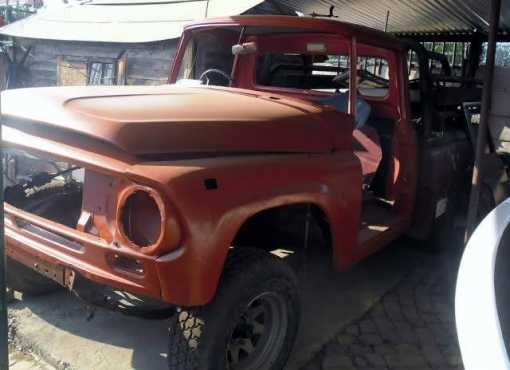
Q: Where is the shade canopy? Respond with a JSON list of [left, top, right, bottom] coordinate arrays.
[[275, 0, 510, 36], [0, 0, 265, 43]]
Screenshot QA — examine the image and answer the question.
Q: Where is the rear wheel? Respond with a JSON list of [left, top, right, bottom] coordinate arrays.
[[6, 257, 59, 296], [168, 247, 300, 370]]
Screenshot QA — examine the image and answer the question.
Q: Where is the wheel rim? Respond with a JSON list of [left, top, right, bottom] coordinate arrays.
[[227, 291, 289, 370]]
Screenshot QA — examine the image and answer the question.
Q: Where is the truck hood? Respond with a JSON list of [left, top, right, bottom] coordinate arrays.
[[1, 85, 336, 156]]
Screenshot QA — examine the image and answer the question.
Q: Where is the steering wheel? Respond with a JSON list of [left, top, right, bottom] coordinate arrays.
[[199, 69, 232, 86], [332, 71, 351, 88]]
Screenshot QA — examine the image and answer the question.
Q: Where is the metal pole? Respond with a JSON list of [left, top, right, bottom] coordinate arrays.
[[466, 0, 502, 239], [0, 95, 7, 369]]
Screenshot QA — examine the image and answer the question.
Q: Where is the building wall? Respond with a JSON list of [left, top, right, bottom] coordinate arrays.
[[15, 38, 178, 87], [10, 0, 294, 88]]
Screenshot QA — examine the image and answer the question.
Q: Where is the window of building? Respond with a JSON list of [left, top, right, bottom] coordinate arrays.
[[88, 62, 116, 85], [57, 56, 122, 86]]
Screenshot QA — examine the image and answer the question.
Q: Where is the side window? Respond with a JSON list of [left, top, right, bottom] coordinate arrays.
[[356, 56, 390, 98], [407, 50, 420, 81], [255, 50, 391, 100], [256, 53, 350, 92]]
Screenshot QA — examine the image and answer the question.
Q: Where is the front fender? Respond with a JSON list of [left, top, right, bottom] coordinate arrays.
[[150, 152, 361, 306]]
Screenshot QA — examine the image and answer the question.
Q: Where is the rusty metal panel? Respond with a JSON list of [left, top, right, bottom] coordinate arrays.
[[275, 0, 510, 35]]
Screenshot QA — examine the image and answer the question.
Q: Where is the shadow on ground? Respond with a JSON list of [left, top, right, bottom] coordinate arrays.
[[8, 239, 432, 370]]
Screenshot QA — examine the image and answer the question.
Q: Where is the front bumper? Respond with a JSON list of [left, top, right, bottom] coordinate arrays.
[[5, 202, 166, 301]]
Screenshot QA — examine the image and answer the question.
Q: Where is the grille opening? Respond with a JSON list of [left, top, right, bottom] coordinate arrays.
[[120, 190, 162, 248], [3, 149, 84, 229]]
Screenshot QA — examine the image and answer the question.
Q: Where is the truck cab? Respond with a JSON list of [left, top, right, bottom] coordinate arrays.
[[169, 16, 473, 260], [3, 15, 475, 370]]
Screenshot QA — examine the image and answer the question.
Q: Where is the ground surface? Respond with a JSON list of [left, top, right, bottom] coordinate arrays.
[[303, 245, 464, 370], [7, 236, 474, 370], [9, 345, 55, 370]]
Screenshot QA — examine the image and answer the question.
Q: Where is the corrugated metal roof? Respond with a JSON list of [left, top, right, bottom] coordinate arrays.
[[3, 0, 510, 42], [274, 0, 510, 35], [0, 0, 265, 43]]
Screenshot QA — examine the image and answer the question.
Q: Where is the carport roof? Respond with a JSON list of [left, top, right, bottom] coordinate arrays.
[[275, 0, 510, 36], [0, 0, 265, 43]]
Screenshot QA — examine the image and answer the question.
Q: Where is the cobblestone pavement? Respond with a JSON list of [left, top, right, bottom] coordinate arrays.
[[302, 244, 465, 370]]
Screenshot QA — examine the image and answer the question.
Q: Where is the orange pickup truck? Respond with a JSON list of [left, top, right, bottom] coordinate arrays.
[[3, 15, 479, 370]]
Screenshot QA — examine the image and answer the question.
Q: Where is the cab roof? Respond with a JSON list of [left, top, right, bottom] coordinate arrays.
[[184, 15, 405, 51]]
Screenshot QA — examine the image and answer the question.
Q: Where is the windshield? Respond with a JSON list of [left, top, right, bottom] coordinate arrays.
[[176, 28, 242, 86]]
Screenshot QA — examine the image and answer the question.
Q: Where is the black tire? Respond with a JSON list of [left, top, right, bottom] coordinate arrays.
[[168, 247, 300, 370], [6, 257, 59, 296]]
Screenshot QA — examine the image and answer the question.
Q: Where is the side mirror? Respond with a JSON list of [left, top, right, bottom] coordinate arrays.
[[232, 42, 257, 56]]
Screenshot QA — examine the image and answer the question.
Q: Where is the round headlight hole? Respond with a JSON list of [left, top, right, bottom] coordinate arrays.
[[120, 190, 162, 248]]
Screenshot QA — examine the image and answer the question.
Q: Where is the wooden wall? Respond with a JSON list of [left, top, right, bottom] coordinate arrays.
[[15, 38, 178, 88]]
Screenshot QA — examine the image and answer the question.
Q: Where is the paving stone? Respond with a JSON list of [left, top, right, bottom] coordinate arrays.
[[415, 327, 435, 346], [394, 344, 421, 355], [374, 344, 396, 355], [446, 354, 463, 367], [429, 324, 451, 346], [394, 322, 417, 344], [354, 356, 368, 367], [421, 344, 446, 366], [325, 342, 347, 356], [360, 319, 377, 333], [366, 353, 387, 367], [360, 333, 383, 345], [373, 318, 399, 343], [384, 353, 428, 368], [322, 354, 355, 370], [422, 313, 440, 324], [350, 344, 372, 356], [346, 324, 360, 336], [337, 334, 356, 345], [370, 305, 388, 320], [301, 357, 322, 370], [398, 286, 415, 306], [383, 300, 404, 322]]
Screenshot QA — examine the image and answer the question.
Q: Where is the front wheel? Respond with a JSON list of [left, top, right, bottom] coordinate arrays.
[[168, 248, 300, 370]]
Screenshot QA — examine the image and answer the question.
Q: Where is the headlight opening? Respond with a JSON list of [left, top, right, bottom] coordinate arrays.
[[119, 189, 164, 249]]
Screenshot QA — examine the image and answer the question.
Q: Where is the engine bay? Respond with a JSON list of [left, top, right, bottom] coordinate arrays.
[[3, 149, 84, 228]]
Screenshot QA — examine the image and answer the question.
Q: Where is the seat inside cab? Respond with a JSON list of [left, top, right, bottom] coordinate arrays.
[[255, 52, 392, 190]]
